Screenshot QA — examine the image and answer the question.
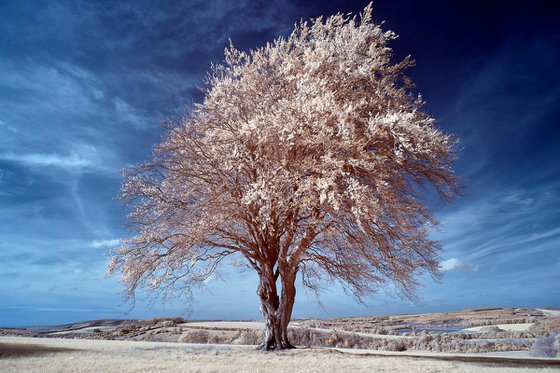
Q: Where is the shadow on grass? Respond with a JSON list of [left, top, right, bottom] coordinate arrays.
[[0, 343, 77, 358]]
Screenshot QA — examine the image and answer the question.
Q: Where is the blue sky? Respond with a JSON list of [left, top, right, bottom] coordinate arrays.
[[1, 0, 559, 326]]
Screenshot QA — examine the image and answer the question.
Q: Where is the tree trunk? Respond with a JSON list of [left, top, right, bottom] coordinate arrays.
[[256, 266, 296, 351], [278, 268, 297, 349]]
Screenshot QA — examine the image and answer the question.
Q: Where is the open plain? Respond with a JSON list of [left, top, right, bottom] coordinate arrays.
[[1, 336, 560, 373], [1, 308, 559, 372]]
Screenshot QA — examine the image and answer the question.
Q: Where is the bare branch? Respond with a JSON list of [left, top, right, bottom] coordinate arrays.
[[109, 4, 459, 349]]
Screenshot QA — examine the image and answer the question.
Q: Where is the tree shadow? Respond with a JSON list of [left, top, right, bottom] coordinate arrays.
[[0, 343, 76, 358]]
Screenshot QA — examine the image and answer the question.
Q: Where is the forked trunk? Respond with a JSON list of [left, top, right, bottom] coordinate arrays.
[[256, 267, 297, 351], [278, 269, 297, 349]]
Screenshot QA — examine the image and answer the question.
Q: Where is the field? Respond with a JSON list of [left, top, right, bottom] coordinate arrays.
[[1, 308, 559, 372]]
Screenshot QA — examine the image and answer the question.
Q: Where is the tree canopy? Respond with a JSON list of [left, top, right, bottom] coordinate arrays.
[[108, 4, 459, 350]]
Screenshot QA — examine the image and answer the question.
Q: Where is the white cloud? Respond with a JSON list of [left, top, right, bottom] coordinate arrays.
[[90, 239, 121, 249], [0, 144, 103, 171], [0, 152, 93, 169], [113, 97, 149, 128], [440, 257, 478, 272], [503, 190, 534, 206], [0, 119, 20, 134]]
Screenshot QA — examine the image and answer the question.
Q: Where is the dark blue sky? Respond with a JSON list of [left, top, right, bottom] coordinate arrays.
[[1, 0, 559, 327]]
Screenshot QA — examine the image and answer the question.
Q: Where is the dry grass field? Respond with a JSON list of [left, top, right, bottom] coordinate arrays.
[[1, 308, 559, 372], [1, 336, 560, 373]]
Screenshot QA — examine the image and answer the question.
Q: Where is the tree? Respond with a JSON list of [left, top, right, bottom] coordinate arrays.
[[108, 4, 459, 351]]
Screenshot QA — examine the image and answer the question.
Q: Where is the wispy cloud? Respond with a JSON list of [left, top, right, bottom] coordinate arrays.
[[503, 189, 534, 206], [90, 239, 120, 249], [0, 119, 19, 134], [0, 152, 93, 169], [440, 258, 478, 272]]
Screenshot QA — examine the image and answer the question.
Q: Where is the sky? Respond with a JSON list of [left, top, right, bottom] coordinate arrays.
[[1, 0, 559, 327]]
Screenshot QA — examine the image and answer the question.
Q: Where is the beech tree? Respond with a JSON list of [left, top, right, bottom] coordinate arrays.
[[108, 5, 458, 351]]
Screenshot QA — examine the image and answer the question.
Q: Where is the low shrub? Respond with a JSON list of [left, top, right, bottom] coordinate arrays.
[[232, 329, 263, 345], [530, 330, 560, 357], [178, 330, 211, 344]]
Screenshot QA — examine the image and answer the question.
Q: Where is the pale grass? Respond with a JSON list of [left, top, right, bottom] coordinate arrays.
[[1, 337, 558, 373], [181, 321, 265, 330], [464, 323, 535, 333]]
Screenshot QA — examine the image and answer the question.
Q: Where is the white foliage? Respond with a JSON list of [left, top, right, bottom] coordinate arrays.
[[109, 4, 458, 304]]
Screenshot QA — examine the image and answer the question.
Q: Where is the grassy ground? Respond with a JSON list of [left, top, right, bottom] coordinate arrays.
[[1, 337, 559, 373], [1, 307, 558, 355]]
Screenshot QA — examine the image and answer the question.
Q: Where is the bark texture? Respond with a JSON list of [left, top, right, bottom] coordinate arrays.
[[256, 266, 297, 350]]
